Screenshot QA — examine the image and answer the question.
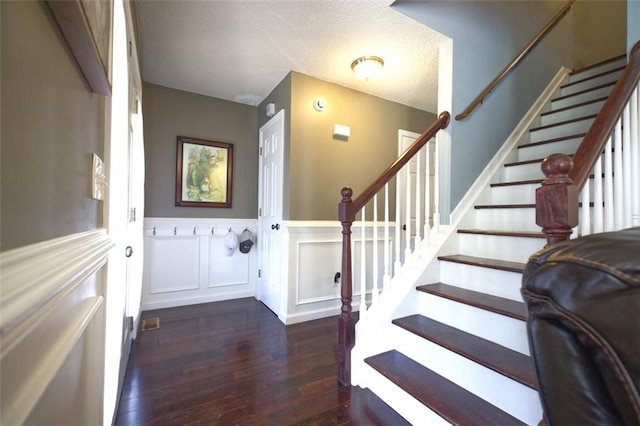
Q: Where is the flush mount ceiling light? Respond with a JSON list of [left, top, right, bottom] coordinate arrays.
[[351, 56, 384, 81]]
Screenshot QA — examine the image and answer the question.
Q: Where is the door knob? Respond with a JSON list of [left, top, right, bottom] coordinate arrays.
[[125, 246, 133, 257]]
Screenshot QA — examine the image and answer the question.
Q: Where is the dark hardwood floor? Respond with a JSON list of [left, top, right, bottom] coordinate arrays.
[[115, 298, 409, 425]]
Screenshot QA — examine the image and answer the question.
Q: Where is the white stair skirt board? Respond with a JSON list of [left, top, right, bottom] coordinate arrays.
[[391, 326, 542, 425]]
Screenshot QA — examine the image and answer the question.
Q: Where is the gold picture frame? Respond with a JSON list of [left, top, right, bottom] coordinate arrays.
[[175, 136, 234, 208]]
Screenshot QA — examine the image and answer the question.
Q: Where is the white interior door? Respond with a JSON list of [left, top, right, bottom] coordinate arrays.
[[258, 109, 285, 317]]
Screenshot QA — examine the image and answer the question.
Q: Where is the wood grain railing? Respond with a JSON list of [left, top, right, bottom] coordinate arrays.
[[537, 41, 640, 245], [455, 0, 574, 121], [337, 111, 450, 386]]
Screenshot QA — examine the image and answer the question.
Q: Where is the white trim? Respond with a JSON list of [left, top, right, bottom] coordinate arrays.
[[0, 229, 114, 344], [450, 66, 571, 226], [141, 290, 255, 311]]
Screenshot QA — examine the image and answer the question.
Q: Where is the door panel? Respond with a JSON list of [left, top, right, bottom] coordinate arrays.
[[258, 110, 285, 316]]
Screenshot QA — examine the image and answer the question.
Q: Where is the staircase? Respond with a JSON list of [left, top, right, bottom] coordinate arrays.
[[358, 55, 627, 425]]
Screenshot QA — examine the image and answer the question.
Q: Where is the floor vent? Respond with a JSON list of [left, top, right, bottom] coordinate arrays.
[[141, 318, 159, 331]]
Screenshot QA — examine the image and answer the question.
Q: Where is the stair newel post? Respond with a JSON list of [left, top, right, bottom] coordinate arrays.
[[338, 187, 356, 386], [536, 153, 579, 245]]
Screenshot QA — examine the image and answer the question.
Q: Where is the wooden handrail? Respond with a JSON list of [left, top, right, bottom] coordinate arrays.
[[455, 0, 574, 121], [337, 110, 450, 386], [350, 111, 451, 217], [537, 41, 640, 245]]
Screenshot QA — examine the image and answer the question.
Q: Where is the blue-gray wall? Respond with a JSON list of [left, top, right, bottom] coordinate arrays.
[[392, 1, 573, 217], [630, 0, 640, 53]]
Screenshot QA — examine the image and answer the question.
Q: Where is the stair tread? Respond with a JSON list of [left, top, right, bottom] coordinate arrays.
[[438, 254, 526, 273], [518, 132, 585, 149], [416, 283, 528, 321], [505, 154, 574, 168], [365, 350, 527, 426], [540, 96, 608, 117], [490, 178, 542, 188], [474, 203, 535, 209], [393, 314, 535, 389], [458, 229, 544, 239], [529, 113, 597, 133]]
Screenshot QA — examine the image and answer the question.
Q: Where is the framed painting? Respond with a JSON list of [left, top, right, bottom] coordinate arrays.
[[176, 137, 234, 208], [46, 0, 112, 95]]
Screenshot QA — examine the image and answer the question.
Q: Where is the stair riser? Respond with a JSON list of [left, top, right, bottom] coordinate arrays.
[[392, 326, 542, 425], [529, 118, 594, 143], [567, 58, 627, 83], [540, 99, 606, 127], [418, 293, 529, 354], [439, 261, 523, 301], [361, 363, 450, 426], [551, 85, 614, 109], [457, 233, 545, 264], [517, 137, 582, 162], [474, 208, 540, 233], [559, 69, 622, 97], [502, 162, 545, 182], [490, 183, 539, 204]]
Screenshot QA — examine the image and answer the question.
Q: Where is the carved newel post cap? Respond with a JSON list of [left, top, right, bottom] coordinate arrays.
[[541, 153, 573, 184], [341, 187, 353, 202]]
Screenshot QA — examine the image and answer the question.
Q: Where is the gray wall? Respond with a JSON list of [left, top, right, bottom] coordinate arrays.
[[288, 72, 435, 221], [1, 1, 104, 251], [630, 0, 640, 54], [573, 0, 627, 68], [142, 83, 258, 218], [393, 1, 573, 216]]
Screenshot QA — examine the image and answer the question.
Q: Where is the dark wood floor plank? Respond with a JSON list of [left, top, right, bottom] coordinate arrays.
[[115, 297, 407, 425]]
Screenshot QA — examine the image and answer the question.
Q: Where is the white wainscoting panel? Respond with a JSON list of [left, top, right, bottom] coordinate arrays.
[[142, 218, 257, 311], [0, 229, 113, 426], [284, 221, 395, 324]]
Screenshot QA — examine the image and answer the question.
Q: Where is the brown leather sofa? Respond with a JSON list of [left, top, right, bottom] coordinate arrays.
[[522, 227, 640, 426]]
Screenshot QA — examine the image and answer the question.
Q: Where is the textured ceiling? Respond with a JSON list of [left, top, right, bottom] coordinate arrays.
[[134, 0, 446, 112]]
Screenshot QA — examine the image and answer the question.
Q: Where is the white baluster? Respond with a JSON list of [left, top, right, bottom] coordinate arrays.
[[360, 207, 367, 318], [424, 140, 431, 246], [415, 150, 422, 248], [433, 137, 441, 233], [580, 179, 591, 237], [593, 152, 604, 233], [603, 136, 614, 231], [372, 195, 379, 307], [394, 175, 402, 274], [383, 184, 390, 292], [631, 87, 640, 227], [613, 118, 624, 230], [405, 161, 412, 262], [623, 101, 632, 228]]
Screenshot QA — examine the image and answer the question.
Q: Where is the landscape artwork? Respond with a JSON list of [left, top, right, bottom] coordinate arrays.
[[175, 136, 233, 208]]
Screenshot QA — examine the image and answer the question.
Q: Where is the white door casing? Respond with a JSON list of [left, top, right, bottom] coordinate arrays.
[[258, 109, 285, 318]]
